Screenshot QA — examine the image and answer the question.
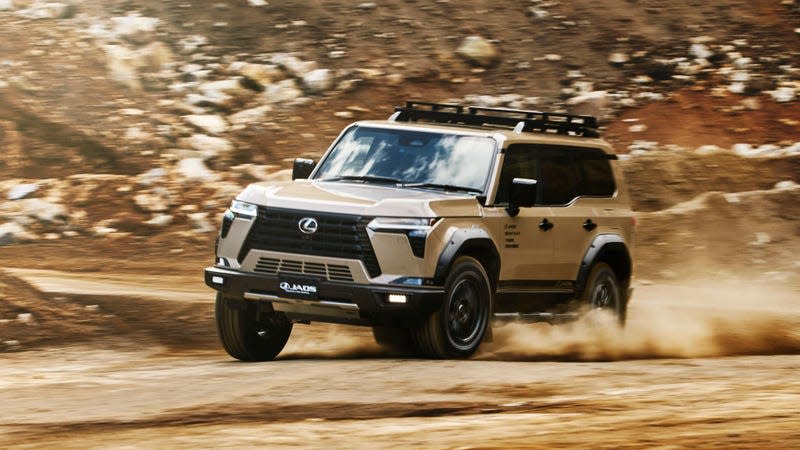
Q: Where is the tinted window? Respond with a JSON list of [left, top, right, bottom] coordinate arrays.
[[578, 150, 616, 196], [495, 146, 537, 204], [538, 151, 578, 205], [495, 144, 615, 205]]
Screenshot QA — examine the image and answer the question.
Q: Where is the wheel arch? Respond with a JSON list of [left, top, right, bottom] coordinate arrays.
[[576, 234, 633, 301], [433, 228, 500, 289]]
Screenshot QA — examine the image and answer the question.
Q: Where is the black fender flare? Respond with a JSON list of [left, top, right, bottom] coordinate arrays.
[[575, 234, 632, 296], [433, 227, 500, 284]]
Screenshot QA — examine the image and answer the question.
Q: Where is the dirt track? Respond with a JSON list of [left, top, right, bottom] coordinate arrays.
[[2, 347, 799, 448], [1, 269, 799, 449]]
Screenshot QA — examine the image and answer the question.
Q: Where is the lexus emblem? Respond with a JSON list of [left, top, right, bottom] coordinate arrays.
[[298, 217, 319, 234]]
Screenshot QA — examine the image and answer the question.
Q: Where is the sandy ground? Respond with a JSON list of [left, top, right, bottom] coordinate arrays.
[[1, 268, 798, 449]]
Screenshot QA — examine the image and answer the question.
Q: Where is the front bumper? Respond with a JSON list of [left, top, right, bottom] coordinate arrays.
[[205, 266, 444, 326]]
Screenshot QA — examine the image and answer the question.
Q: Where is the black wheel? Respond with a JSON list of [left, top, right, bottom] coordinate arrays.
[[371, 326, 417, 355], [215, 294, 292, 361], [413, 256, 491, 358], [581, 262, 625, 324]]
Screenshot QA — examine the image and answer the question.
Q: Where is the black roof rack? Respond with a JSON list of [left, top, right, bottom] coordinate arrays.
[[391, 100, 600, 138]]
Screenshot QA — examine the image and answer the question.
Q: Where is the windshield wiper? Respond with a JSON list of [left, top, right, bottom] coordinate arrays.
[[319, 175, 403, 185], [403, 182, 483, 193]]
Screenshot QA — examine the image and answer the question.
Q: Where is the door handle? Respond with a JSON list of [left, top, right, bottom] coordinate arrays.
[[538, 218, 554, 231], [582, 219, 597, 231]]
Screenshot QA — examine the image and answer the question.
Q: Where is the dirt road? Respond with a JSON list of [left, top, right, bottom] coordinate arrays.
[[2, 345, 799, 449], [1, 269, 799, 448]]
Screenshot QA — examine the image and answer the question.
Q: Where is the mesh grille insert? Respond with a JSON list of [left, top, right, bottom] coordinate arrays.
[[253, 257, 355, 282]]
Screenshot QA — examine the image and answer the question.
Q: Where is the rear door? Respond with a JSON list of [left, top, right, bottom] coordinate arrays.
[[536, 148, 589, 281], [490, 144, 556, 281]]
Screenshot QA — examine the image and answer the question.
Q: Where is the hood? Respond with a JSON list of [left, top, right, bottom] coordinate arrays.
[[236, 180, 482, 217]]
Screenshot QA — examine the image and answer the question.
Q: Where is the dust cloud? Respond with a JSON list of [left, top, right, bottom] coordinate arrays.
[[480, 278, 800, 362], [275, 277, 800, 361], [279, 324, 384, 360]]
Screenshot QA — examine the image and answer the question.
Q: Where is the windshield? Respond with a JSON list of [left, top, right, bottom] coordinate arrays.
[[314, 126, 497, 192]]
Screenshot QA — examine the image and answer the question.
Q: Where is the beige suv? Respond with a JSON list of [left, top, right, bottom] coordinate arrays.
[[205, 101, 634, 360]]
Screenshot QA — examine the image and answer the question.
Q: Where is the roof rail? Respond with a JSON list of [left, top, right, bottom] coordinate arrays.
[[391, 100, 600, 138]]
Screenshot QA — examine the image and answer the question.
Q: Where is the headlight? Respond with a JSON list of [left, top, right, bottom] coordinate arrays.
[[367, 217, 438, 232], [368, 218, 439, 259], [230, 200, 258, 218]]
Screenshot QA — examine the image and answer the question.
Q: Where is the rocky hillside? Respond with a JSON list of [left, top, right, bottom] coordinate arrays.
[[0, 0, 798, 268]]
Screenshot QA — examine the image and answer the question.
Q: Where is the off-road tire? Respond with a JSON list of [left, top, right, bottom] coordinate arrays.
[[215, 294, 293, 361], [581, 262, 625, 325], [413, 256, 491, 359]]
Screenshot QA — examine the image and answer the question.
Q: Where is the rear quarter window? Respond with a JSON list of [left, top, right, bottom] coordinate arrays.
[[578, 149, 616, 197]]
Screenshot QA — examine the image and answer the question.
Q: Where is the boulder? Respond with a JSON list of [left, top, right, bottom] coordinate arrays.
[[136, 167, 167, 186], [0, 222, 35, 246], [187, 212, 214, 233], [15, 1, 71, 20], [199, 79, 249, 96], [228, 105, 272, 125], [103, 42, 172, 90], [1, 198, 66, 224], [463, 94, 503, 107], [177, 35, 208, 54], [238, 63, 283, 88], [145, 214, 173, 227], [7, 183, 38, 200], [270, 53, 318, 77], [775, 180, 799, 190], [22, 198, 67, 223], [191, 78, 253, 108], [689, 43, 713, 60], [768, 86, 796, 103], [527, 7, 549, 20], [133, 193, 169, 213], [138, 41, 174, 71], [608, 52, 629, 66], [110, 14, 160, 45], [456, 36, 499, 67], [732, 143, 782, 157], [185, 134, 234, 158], [104, 45, 142, 90], [124, 126, 154, 142], [302, 68, 334, 94], [183, 114, 229, 135], [566, 90, 609, 117], [175, 158, 219, 182], [262, 79, 303, 104]]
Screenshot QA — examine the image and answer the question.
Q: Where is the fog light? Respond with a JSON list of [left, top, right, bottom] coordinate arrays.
[[211, 276, 225, 285], [387, 294, 408, 304]]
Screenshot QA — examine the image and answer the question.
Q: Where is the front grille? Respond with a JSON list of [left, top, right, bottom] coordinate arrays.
[[254, 257, 354, 282], [239, 207, 381, 278]]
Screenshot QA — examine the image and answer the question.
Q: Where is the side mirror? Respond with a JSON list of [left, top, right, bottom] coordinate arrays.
[[506, 178, 538, 217], [292, 158, 316, 180]]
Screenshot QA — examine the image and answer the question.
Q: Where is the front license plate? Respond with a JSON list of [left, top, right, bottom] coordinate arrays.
[[277, 275, 319, 300]]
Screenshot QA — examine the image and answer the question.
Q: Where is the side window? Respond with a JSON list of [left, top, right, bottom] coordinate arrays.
[[494, 144, 614, 206], [578, 150, 616, 197], [495, 144, 538, 204], [539, 150, 579, 205]]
